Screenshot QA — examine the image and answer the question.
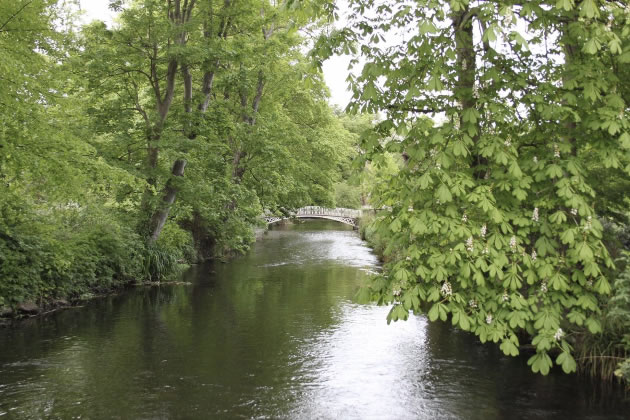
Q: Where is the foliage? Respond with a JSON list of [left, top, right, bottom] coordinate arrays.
[[608, 252, 630, 384], [142, 243, 179, 283], [75, 0, 353, 248], [0, 1, 140, 305], [334, 182, 362, 209], [615, 359, 630, 386], [0, 0, 356, 309], [0, 203, 144, 305], [358, 212, 389, 262], [155, 222, 196, 264], [324, 0, 630, 375], [573, 250, 629, 382]]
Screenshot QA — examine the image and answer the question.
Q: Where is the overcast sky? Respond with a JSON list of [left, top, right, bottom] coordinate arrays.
[[78, 0, 117, 26], [78, 0, 353, 107]]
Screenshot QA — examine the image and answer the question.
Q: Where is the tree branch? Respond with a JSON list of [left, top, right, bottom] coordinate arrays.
[[385, 104, 442, 114], [0, 0, 34, 32]]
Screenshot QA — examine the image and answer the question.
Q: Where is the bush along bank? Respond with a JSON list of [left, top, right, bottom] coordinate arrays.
[[357, 213, 630, 388], [575, 220, 630, 387], [0, 204, 196, 320], [358, 213, 389, 263]]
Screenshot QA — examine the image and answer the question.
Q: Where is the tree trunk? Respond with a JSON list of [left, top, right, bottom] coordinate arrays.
[[148, 159, 187, 243], [452, 7, 484, 178], [143, 0, 196, 243], [232, 150, 247, 182]]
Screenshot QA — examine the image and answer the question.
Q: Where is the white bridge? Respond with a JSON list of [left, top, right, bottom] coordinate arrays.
[[263, 206, 362, 228]]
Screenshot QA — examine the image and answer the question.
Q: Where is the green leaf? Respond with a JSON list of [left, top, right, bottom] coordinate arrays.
[[419, 20, 437, 35], [609, 37, 622, 55], [567, 310, 586, 326], [362, 82, 378, 100], [511, 32, 529, 50], [394, 268, 410, 282], [513, 188, 527, 201], [583, 38, 601, 55], [449, 0, 464, 12], [546, 164, 563, 179], [560, 229, 574, 244], [438, 303, 448, 321], [459, 312, 470, 330], [577, 294, 599, 311], [453, 141, 468, 157], [482, 25, 496, 43], [418, 173, 433, 190], [428, 75, 443, 91], [355, 286, 372, 304], [577, 242, 594, 263], [427, 287, 440, 302], [579, 0, 599, 19], [402, 290, 421, 311], [509, 161, 523, 178], [556, 351, 577, 374], [500, 339, 519, 357], [585, 318, 602, 334], [462, 108, 479, 124], [387, 304, 409, 324], [507, 311, 526, 328], [428, 304, 439, 322], [405, 84, 421, 100], [436, 184, 453, 203], [528, 352, 553, 375], [555, 0, 574, 11], [594, 277, 611, 295], [549, 211, 567, 224]]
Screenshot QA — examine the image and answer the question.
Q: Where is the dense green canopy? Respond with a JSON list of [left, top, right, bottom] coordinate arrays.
[[317, 0, 630, 376], [0, 0, 358, 305]]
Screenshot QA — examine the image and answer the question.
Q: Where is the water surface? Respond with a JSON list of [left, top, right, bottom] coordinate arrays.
[[0, 220, 628, 418]]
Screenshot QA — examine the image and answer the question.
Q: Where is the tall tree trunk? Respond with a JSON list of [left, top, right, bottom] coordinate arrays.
[[452, 6, 484, 178], [153, 0, 232, 246], [561, 15, 579, 157], [148, 159, 187, 243], [232, 70, 265, 182], [145, 0, 197, 242]]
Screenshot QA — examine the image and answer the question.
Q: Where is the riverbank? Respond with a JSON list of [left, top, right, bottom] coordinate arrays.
[[0, 276, 196, 326]]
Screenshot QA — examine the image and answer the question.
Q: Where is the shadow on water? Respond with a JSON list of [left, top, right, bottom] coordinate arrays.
[[0, 220, 628, 419]]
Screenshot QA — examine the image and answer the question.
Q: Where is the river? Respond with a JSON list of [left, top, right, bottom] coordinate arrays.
[[0, 220, 628, 419]]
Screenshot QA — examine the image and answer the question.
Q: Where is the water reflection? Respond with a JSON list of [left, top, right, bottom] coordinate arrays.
[[0, 220, 628, 419]]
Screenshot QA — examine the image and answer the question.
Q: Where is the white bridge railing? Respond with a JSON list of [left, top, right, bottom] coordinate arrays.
[[295, 206, 362, 219], [263, 207, 362, 228]]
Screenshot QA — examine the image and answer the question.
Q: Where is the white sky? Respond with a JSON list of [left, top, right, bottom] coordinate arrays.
[[78, 0, 117, 25], [78, 0, 353, 107], [322, 55, 353, 108]]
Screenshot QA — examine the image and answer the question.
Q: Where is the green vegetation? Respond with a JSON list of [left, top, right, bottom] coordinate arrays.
[[0, 1, 358, 310], [317, 0, 630, 380]]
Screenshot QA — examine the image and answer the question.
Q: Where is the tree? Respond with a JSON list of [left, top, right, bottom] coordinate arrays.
[[323, 0, 630, 374], [0, 0, 360, 307], [0, 1, 150, 307], [78, 0, 355, 256]]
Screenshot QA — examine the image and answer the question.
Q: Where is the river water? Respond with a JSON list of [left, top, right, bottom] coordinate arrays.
[[0, 220, 628, 419]]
